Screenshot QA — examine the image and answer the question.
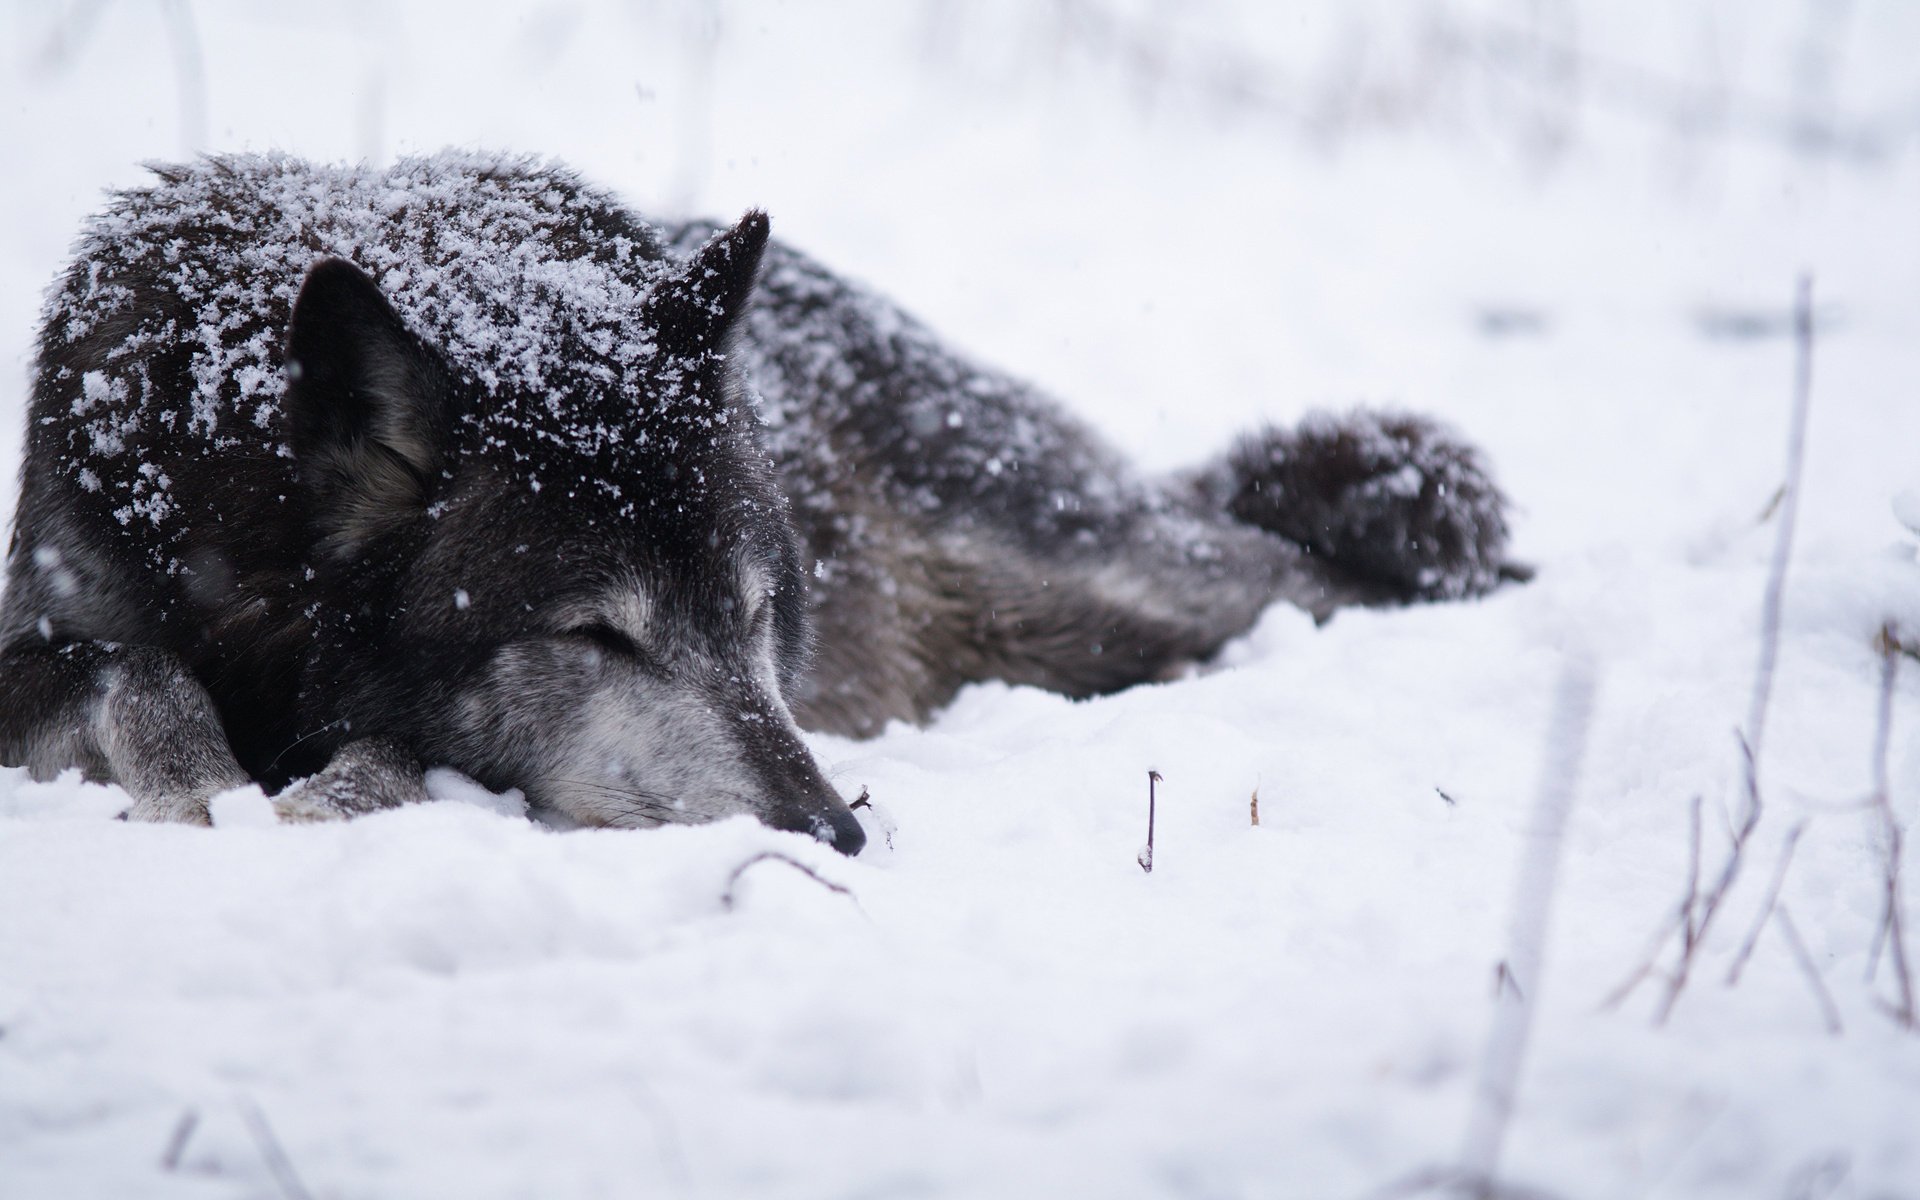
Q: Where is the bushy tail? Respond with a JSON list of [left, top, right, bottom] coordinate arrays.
[[1199, 409, 1516, 602]]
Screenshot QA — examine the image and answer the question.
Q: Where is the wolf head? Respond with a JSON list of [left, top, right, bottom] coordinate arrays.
[[279, 212, 865, 853]]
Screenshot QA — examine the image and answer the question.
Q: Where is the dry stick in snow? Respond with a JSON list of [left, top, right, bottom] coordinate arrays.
[[719, 852, 856, 912], [1682, 793, 1703, 949], [239, 1099, 314, 1200], [1457, 658, 1596, 1196], [1774, 905, 1843, 1035], [1605, 277, 1815, 1022], [1138, 769, 1161, 873], [1598, 799, 1699, 1011], [1653, 277, 1815, 1024], [1868, 623, 1916, 1027], [159, 1108, 198, 1171], [1723, 819, 1808, 986]]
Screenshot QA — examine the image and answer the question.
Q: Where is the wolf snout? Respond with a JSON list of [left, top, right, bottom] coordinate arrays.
[[769, 796, 867, 856]]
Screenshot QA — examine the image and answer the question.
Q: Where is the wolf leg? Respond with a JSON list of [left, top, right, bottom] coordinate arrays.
[[270, 736, 428, 822], [1198, 409, 1515, 604], [0, 639, 251, 823]]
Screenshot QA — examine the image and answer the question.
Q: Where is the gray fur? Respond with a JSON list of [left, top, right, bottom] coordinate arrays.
[[0, 154, 1515, 852], [669, 221, 1511, 735]]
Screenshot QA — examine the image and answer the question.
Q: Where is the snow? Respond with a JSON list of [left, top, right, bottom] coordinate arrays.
[[3, 2, 1920, 1198]]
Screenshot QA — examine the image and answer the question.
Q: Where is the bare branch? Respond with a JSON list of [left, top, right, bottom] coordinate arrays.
[[1774, 906, 1842, 1035], [159, 1108, 198, 1171], [1137, 769, 1161, 873], [719, 852, 856, 912], [1868, 623, 1916, 1027], [1743, 275, 1815, 777], [1725, 820, 1808, 986], [239, 1099, 314, 1200], [1599, 906, 1681, 1012], [1626, 276, 1814, 1024], [1652, 741, 1762, 1023], [1681, 793, 1703, 949]]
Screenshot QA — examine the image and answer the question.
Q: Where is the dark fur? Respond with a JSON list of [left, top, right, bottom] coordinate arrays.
[[0, 155, 1515, 847], [668, 221, 1514, 735]]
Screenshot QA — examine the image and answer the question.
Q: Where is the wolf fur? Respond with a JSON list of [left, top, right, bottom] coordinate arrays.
[[0, 154, 1512, 851]]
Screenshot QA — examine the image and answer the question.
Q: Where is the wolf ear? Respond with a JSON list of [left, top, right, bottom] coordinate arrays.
[[646, 209, 769, 359], [284, 258, 448, 555]]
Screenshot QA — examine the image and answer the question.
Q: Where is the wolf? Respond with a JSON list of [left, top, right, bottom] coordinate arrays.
[[0, 154, 1512, 854]]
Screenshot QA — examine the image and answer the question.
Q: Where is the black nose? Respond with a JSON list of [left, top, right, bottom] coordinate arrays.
[[820, 805, 866, 856], [768, 798, 866, 856]]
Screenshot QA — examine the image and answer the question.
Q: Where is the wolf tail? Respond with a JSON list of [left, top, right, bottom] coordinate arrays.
[[1196, 409, 1520, 603]]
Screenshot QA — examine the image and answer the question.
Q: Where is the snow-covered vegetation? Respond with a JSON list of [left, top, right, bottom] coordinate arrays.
[[3, 2, 1917, 1196]]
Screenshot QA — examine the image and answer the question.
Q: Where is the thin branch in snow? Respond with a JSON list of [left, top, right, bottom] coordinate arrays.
[[1250, 785, 1260, 826], [719, 852, 856, 912], [1612, 276, 1814, 1024], [1458, 656, 1595, 1193], [1599, 907, 1682, 1013], [239, 1099, 314, 1200], [1866, 901, 1889, 985], [1724, 820, 1807, 986], [160, 1108, 198, 1170], [1137, 769, 1161, 873], [1742, 274, 1815, 788], [1774, 905, 1842, 1035], [1867, 623, 1916, 1028], [1652, 738, 1762, 1025], [1681, 793, 1703, 948]]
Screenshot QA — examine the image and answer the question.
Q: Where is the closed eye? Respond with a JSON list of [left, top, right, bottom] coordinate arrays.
[[571, 622, 641, 658]]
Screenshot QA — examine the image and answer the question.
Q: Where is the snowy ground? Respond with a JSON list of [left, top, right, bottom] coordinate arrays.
[[3, 2, 1920, 1197]]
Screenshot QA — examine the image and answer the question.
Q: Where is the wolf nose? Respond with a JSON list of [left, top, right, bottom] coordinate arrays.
[[775, 800, 865, 856], [818, 805, 866, 856]]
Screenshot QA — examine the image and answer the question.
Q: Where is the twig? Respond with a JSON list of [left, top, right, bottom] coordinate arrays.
[[160, 1108, 198, 1170], [1599, 798, 1700, 1011], [1137, 770, 1160, 873], [1774, 905, 1842, 1035], [719, 852, 855, 912], [1681, 794, 1703, 948], [1743, 275, 1815, 778], [1866, 902, 1889, 985], [239, 1099, 314, 1200], [1629, 276, 1815, 1024], [1250, 785, 1260, 826], [1599, 906, 1682, 1012], [1868, 623, 1916, 1027], [1459, 657, 1595, 1191], [1724, 820, 1808, 986], [1652, 741, 1761, 1023]]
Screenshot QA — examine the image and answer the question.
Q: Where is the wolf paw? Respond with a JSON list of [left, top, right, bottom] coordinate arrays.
[[270, 736, 428, 822], [1219, 409, 1512, 601]]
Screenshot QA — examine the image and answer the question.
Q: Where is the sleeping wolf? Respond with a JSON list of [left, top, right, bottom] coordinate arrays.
[[0, 154, 1511, 854]]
